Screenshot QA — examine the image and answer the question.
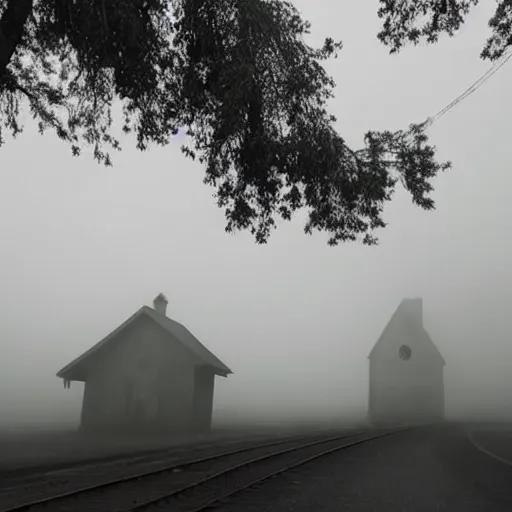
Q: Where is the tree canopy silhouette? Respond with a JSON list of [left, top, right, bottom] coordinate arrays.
[[0, 0, 450, 245], [378, 0, 512, 61]]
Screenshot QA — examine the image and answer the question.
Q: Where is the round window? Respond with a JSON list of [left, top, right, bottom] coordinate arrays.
[[398, 344, 412, 361]]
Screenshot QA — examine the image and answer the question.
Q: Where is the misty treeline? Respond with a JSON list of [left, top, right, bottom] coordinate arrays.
[[3, 1, 503, 246]]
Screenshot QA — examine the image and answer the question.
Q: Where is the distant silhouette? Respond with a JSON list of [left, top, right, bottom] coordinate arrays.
[[367, 298, 445, 426]]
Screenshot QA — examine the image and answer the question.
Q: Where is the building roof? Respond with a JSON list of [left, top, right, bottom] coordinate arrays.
[[367, 298, 446, 366], [56, 305, 232, 381]]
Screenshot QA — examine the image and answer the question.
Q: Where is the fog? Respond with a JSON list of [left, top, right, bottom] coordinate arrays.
[[1, 0, 512, 432]]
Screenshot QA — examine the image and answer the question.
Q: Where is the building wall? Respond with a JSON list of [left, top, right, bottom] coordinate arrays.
[[369, 360, 444, 425], [155, 329, 199, 431], [368, 320, 445, 425], [81, 315, 202, 433], [191, 366, 215, 432]]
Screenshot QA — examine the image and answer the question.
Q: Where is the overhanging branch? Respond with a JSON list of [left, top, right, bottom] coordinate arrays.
[[0, 68, 36, 100], [0, 0, 34, 80]]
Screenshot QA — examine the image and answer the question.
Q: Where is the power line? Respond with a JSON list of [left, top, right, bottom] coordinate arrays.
[[424, 49, 512, 128]]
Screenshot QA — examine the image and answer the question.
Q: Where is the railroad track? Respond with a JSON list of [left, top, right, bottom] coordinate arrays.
[[0, 429, 353, 509], [0, 429, 321, 490], [0, 427, 408, 512]]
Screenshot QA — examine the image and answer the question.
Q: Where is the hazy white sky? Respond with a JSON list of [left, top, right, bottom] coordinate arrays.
[[1, 0, 511, 427]]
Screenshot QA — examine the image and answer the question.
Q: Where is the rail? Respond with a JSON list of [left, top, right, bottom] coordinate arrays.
[[1, 427, 409, 512]]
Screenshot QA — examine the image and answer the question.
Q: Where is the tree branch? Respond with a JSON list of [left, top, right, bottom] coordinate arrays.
[[1, 68, 35, 100], [0, 0, 34, 81]]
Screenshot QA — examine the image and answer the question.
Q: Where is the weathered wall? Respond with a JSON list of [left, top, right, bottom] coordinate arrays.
[[368, 319, 444, 425], [191, 366, 215, 432], [156, 328, 199, 431], [369, 360, 444, 424], [81, 315, 201, 432]]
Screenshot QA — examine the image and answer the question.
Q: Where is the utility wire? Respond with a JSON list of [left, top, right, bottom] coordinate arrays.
[[424, 49, 512, 128]]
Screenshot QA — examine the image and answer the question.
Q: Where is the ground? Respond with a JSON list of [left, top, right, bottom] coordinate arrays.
[[469, 423, 512, 464], [0, 419, 365, 476], [213, 423, 512, 512], [2, 422, 512, 511]]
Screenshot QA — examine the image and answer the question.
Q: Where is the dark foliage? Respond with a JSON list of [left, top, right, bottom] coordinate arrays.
[[378, 0, 512, 61], [0, 0, 450, 245]]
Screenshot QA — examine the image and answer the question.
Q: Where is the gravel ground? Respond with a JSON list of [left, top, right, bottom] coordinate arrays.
[[0, 422, 366, 480], [469, 425, 512, 464], [213, 424, 512, 512], [0, 429, 371, 512], [0, 427, 304, 477], [0, 431, 209, 476]]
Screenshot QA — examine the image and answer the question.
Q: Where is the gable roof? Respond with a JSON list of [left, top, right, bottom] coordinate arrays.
[[367, 298, 446, 366], [57, 305, 232, 380]]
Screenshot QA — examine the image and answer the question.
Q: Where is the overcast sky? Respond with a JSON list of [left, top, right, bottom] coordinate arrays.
[[1, 1, 511, 428]]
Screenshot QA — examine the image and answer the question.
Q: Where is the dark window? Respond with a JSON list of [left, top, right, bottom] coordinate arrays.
[[399, 344, 412, 361]]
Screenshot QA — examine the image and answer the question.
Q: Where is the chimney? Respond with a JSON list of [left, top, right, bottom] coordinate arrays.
[[153, 293, 168, 316]]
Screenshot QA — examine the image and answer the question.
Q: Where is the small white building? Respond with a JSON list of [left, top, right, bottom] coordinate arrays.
[[367, 298, 445, 426]]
